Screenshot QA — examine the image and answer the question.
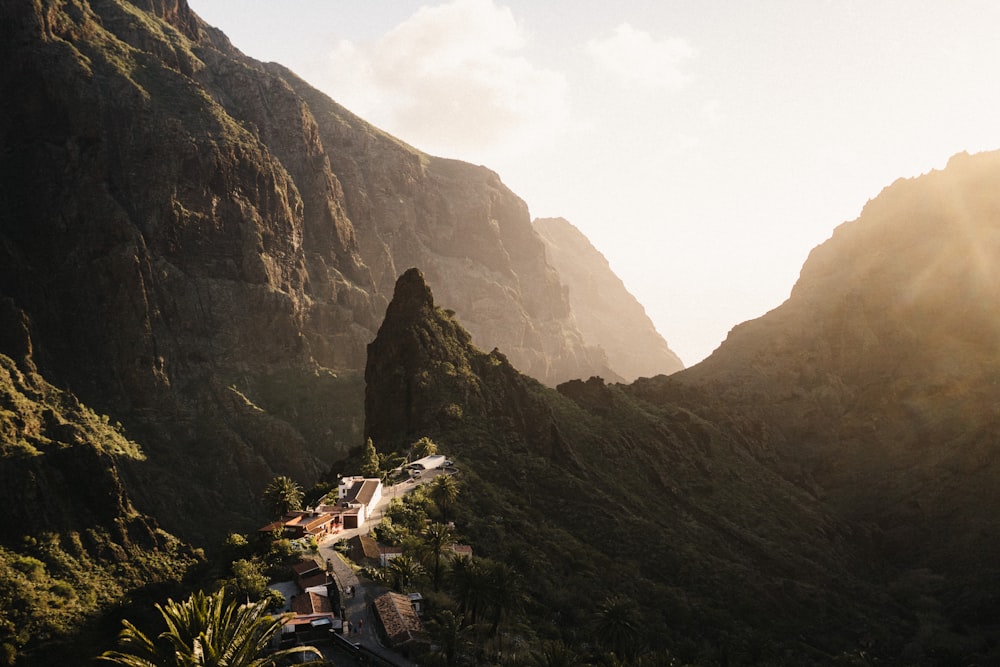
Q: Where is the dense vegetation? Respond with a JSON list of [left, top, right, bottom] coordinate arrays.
[[97, 589, 322, 667], [359, 268, 1000, 665], [0, 353, 197, 665]]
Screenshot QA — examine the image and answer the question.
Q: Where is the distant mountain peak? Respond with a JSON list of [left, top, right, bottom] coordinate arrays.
[[534, 216, 684, 380]]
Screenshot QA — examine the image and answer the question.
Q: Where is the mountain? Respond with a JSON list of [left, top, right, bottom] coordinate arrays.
[[676, 151, 1000, 566], [363, 268, 904, 663], [273, 69, 617, 385], [651, 150, 1000, 661], [534, 216, 685, 380], [0, 301, 195, 665], [6, 0, 1000, 663], [0, 0, 638, 541], [364, 150, 1000, 663]]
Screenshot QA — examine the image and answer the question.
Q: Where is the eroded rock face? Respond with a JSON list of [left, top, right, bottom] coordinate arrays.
[[275, 66, 615, 386], [364, 268, 551, 451], [0, 0, 375, 538], [0, 0, 625, 538], [535, 217, 684, 381]]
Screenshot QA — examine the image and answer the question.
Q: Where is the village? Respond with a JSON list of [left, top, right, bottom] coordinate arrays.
[[257, 453, 466, 665]]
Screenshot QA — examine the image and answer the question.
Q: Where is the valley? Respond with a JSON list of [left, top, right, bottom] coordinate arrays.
[[1, 0, 999, 665]]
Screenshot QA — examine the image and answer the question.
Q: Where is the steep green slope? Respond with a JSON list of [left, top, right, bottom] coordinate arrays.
[[0, 309, 195, 666], [664, 150, 1000, 663], [364, 269, 907, 663], [677, 151, 1000, 566]]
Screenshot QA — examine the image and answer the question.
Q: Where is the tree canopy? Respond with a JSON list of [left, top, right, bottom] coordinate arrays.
[[261, 475, 303, 519], [411, 436, 438, 458], [360, 437, 381, 479], [97, 589, 320, 667]]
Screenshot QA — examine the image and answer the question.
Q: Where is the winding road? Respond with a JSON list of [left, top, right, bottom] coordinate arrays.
[[316, 471, 451, 666]]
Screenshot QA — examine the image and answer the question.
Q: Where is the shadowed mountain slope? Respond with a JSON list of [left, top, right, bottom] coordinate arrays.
[[535, 216, 684, 380], [0, 301, 195, 665], [363, 268, 911, 663], [622, 150, 1000, 661], [675, 151, 1000, 568], [0, 0, 622, 541]]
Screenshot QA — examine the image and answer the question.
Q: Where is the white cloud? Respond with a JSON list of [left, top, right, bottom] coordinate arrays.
[[321, 0, 570, 161], [587, 22, 696, 90]]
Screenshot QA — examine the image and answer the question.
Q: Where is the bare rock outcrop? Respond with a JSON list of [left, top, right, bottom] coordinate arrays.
[[0, 0, 624, 540], [274, 66, 615, 386]]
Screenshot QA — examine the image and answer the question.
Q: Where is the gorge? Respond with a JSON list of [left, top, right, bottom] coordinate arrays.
[[1, 0, 999, 665]]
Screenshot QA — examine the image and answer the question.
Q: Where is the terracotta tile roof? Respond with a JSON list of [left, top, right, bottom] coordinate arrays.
[[283, 613, 338, 632], [343, 478, 380, 505], [298, 572, 329, 592], [260, 511, 337, 534], [449, 544, 473, 557], [302, 514, 333, 532], [258, 520, 286, 532], [373, 591, 424, 647], [291, 591, 333, 615], [291, 558, 322, 577], [355, 479, 380, 505], [347, 534, 381, 560]]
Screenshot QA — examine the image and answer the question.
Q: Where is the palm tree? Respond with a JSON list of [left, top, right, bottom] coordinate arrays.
[[387, 554, 425, 592], [261, 475, 303, 519], [424, 610, 472, 667], [486, 561, 525, 637], [422, 522, 455, 591], [410, 436, 438, 458], [594, 594, 642, 660], [97, 589, 320, 666], [428, 473, 459, 523], [377, 451, 405, 483], [450, 555, 489, 626]]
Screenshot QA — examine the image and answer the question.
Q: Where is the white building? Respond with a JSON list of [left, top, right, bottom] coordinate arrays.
[[406, 454, 447, 473], [336, 476, 383, 528]]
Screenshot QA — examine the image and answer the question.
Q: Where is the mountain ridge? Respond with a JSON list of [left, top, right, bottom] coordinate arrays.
[[361, 267, 910, 663], [534, 216, 684, 380], [0, 0, 668, 544]]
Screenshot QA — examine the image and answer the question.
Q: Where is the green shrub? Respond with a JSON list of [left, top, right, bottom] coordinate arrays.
[[10, 556, 45, 581]]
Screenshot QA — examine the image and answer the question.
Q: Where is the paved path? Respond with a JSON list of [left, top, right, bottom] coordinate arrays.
[[316, 476, 438, 667]]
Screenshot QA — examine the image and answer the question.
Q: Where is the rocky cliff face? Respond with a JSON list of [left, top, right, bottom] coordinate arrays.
[[0, 0, 624, 540], [535, 217, 684, 380], [272, 66, 614, 385], [0, 0, 369, 539], [364, 268, 554, 452]]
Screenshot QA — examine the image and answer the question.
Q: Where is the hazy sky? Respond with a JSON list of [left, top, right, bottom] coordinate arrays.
[[190, 0, 1000, 366]]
